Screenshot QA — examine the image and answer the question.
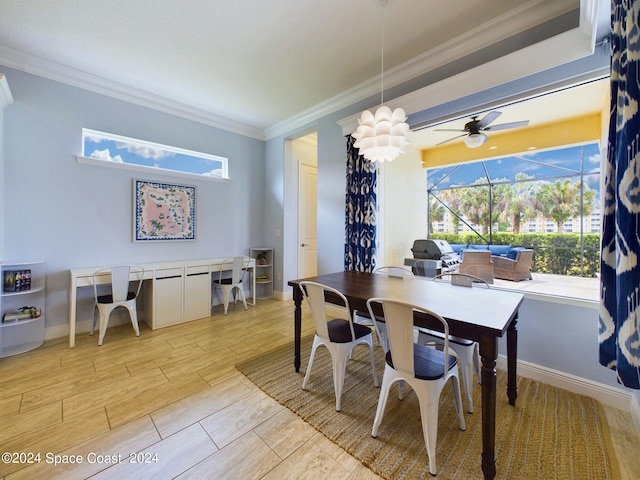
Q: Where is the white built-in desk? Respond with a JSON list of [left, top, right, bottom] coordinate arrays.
[[68, 258, 256, 348]]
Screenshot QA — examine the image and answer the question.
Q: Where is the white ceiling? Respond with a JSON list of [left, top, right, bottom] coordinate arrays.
[[0, 0, 609, 139]]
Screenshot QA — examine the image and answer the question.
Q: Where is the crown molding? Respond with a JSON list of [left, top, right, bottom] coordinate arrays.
[[0, 73, 13, 109]]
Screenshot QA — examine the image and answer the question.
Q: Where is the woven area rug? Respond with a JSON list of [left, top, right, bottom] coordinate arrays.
[[236, 336, 621, 480]]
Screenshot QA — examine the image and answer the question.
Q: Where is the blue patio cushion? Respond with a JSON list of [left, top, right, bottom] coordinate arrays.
[[506, 246, 526, 260], [450, 243, 512, 256], [449, 244, 467, 254], [488, 245, 512, 256]]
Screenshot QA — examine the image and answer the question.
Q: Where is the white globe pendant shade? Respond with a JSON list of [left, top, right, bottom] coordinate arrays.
[[352, 105, 410, 162], [464, 132, 487, 148]]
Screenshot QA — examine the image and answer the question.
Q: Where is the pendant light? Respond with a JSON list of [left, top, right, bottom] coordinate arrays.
[[352, 0, 410, 163]]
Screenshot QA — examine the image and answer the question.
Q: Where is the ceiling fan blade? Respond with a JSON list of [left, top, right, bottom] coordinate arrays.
[[476, 111, 502, 129], [434, 128, 466, 132], [436, 133, 467, 146], [483, 120, 530, 131]]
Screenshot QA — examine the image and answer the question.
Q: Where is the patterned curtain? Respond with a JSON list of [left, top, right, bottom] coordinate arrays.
[[344, 135, 377, 272], [599, 0, 640, 389]]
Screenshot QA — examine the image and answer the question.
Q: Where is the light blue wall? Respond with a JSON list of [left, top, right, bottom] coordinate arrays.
[[0, 99, 4, 260], [2, 67, 265, 329], [499, 299, 616, 386]]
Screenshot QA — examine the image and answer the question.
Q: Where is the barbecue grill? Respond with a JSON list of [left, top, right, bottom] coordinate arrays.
[[408, 239, 460, 271]]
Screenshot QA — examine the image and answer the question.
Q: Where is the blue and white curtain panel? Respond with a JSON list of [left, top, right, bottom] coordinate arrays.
[[344, 135, 377, 272], [599, 0, 640, 389]]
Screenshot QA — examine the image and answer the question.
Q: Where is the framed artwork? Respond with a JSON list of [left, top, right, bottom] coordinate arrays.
[[133, 179, 196, 242]]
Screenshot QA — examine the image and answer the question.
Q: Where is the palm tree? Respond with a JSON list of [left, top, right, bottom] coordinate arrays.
[[428, 196, 445, 234], [460, 179, 501, 235], [495, 173, 540, 234], [439, 189, 463, 233], [538, 178, 596, 232]]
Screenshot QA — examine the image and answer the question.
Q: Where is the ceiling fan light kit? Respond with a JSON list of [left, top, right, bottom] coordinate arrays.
[[436, 111, 529, 148], [464, 132, 487, 148], [353, 0, 410, 163]]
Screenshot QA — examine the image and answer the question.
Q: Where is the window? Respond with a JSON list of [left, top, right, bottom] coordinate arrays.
[[427, 142, 601, 279], [79, 129, 229, 181]]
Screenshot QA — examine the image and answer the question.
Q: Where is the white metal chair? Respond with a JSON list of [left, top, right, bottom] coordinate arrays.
[[299, 281, 378, 412], [91, 265, 144, 345], [354, 266, 414, 350], [416, 272, 487, 413], [367, 298, 466, 476], [373, 265, 415, 278], [213, 256, 250, 315]]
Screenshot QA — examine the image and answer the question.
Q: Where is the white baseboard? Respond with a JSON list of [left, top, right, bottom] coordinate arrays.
[[496, 355, 633, 412], [45, 316, 134, 341], [276, 289, 292, 301], [631, 392, 640, 436]]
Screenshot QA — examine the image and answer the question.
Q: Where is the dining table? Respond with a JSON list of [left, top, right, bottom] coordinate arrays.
[[288, 270, 524, 480]]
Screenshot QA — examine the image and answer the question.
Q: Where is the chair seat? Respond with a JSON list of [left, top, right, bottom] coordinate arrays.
[[386, 343, 458, 380], [327, 319, 372, 343], [97, 291, 136, 304]]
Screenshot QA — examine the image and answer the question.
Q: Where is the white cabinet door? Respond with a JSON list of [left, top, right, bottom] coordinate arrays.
[[185, 266, 211, 321], [153, 268, 183, 328]]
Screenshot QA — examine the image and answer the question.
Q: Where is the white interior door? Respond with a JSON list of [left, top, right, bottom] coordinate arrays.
[[299, 162, 317, 278]]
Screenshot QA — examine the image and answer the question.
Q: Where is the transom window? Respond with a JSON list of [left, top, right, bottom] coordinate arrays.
[[79, 129, 229, 180]]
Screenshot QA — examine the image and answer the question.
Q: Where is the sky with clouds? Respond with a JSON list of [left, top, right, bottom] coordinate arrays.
[[83, 133, 225, 177], [427, 142, 601, 195]]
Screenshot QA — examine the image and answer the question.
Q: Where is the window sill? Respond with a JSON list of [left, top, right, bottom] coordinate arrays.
[[490, 273, 599, 309]]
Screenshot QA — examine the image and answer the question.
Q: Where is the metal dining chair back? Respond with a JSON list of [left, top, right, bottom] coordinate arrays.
[[91, 265, 144, 345], [418, 271, 489, 413], [299, 281, 378, 412], [367, 297, 466, 476]]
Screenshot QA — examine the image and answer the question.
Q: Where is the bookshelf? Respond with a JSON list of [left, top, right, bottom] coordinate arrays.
[[249, 248, 273, 299], [1, 260, 45, 357]]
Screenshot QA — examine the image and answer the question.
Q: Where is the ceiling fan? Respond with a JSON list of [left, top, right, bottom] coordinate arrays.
[[435, 111, 530, 148]]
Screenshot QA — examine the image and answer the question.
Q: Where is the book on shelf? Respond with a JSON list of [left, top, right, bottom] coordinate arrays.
[[3, 312, 33, 323], [256, 275, 270, 282], [3, 269, 32, 292]]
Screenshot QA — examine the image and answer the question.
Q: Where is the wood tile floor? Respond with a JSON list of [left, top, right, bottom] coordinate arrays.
[[0, 299, 638, 479]]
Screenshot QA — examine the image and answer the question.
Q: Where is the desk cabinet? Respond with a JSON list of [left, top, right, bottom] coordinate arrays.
[[69, 258, 256, 347], [185, 265, 211, 321], [151, 268, 184, 329]]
